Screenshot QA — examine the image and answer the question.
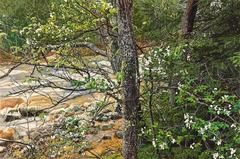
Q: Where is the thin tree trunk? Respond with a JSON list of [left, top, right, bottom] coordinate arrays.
[[182, 0, 199, 38], [117, 0, 139, 158], [148, 68, 160, 156]]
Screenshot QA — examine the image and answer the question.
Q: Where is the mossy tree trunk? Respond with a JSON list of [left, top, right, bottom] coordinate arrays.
[[117, 0, 139, 158]]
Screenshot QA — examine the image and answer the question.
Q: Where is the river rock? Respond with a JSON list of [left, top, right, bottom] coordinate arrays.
[[0, 128, 14, 140], [107, 112, 122, 120], [114, 131, 124, 139], [0, 146, 7, 153], [0, 98, 24, 110], [18, 107, 47, 117], [101, 124, 113, 131], [0, 107, 21, 122], [101, 135, 112, 140]]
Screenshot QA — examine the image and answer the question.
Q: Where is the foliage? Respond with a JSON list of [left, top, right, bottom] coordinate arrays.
[[140, 45, 240, 158]]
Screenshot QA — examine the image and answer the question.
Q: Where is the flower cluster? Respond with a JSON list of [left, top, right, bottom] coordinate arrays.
[[184, 113, 194, 129]]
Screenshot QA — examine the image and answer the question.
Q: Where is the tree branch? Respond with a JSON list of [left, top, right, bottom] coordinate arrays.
[[47, 42, 108, 57]]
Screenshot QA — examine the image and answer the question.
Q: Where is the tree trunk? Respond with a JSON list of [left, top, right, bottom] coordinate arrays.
[[182, 0, 199, 38], [117, 0, 139, 159]]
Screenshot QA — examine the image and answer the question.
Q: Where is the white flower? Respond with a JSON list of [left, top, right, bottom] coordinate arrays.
[[212, 136, 216, 141], [177, 83, 183, 90], [219, 155, 224, 159], [230, 148, 236, 156], [190, 143, 195, 149], [26, 38, 31, 45], [216, 139, 222, 146], [213, 153, 219, 159], [204, 123, 211, 130], [199, 128, 205, 135], [152, 139, 157, 148], [171, 138, 176, 144], [19, 29, 24, 35], [159, 142, 167, 150], [210, 0, 222, 8], [221, 95, 229, 102], [231, 124, 236, 128], [184, 113, 194, 129], [224, 109, 230, 116], [228, 104, 232, 110]]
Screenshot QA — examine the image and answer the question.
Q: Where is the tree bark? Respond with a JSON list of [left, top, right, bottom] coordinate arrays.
[[117, 0, 139, 158], [182, 0, 199, 38]]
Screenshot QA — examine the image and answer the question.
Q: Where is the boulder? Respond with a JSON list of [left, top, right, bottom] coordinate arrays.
[[0, 146, 6, 153], [107, 112, 122, 120], [1, 113, 21, 122], [100, 124, 113, 131], [27, 95, 53, 108], [0, 128, 14, 140], [114, 131, 124, 139], [18, 107, 47, 117], [0, 107, 21, 122], [0, 98, 24, 110]]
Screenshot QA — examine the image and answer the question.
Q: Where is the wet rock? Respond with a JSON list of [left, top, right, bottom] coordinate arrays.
[[0, 141, 7, 147], [101, 109, 112, 114], [0, 128, 14, 140], [95, 112, 122, 122], [87, 128, 99, 135], [69, 104, 85, 112], [0, 98, 24, 110], [101, 124, 113, 131], [107, 112, 122, 120], [49, 108, 65, 115], [0, 107, 22, 122], [27, 95, 52, 108], [0, 146, 7, 153], [1, 113, 21, 122], [19, 107, 47, 117], [6, 117, 45, 138], [114, 102, 122, 115], [101, 135, 112, 140], [95, 115, 109, 122], [114, 131, 124, 139]]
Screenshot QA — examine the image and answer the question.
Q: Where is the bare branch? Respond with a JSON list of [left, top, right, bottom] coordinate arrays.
[[47, 42, 108, 57], [0, 63, 22, 79]]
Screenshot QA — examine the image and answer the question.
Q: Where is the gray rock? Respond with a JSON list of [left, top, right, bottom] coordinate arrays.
[[101, 124, 113, 131], [0, 107, 22, 122], [0, 141, 7, 147], [0, 146, 7, 153], [19, 107, 46, 117], [95, 115, 109, 122], [1, 113, 21, 122], [115, 131, 124, 139], [107, 112, 122, 120], [101, 109, 112, 114], [70, 104, 84, 112]]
